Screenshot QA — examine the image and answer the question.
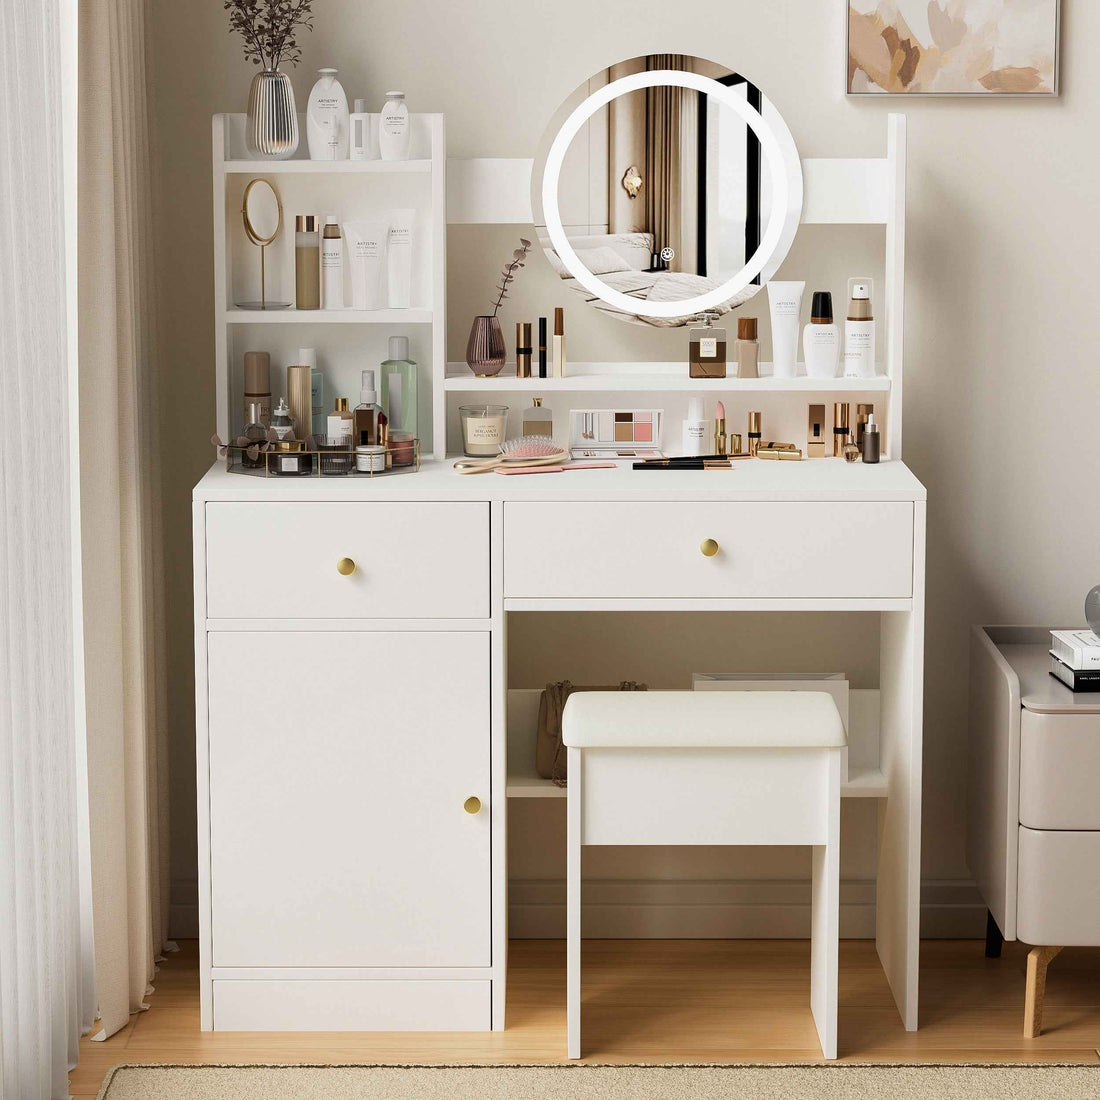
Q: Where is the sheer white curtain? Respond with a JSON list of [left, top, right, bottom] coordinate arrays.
[[0, 0, 96, 1095]]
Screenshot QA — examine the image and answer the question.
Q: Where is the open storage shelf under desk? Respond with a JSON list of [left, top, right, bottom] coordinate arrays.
[[504, 687, 889, 800]]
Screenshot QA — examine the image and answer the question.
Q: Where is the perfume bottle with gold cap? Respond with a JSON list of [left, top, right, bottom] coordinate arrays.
[[689, 311, 727, 379], [523, 397, 553, 439]]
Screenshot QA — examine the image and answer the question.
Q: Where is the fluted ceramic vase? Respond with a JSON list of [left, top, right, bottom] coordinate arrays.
[[465, 315, 507, 377], [246, 70, 299, 159]]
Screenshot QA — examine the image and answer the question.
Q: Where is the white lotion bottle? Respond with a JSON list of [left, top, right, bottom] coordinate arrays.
[[321, 215, 343, 309], [767, 280, 804, 379], [681, 397, 709, 456], [306, 68, 349, 160], [843, 278, 876, 378], [803, 290, 840, 378], [378, 91, 410, 161]]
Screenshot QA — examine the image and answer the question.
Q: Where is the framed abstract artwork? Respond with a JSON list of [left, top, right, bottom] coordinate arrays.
[[848, 1, 1060, 96]]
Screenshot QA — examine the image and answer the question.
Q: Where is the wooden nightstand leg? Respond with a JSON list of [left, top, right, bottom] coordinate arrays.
[[1023, 945, 1063, 1038]]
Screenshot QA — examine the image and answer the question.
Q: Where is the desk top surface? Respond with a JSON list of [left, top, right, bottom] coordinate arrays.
[[983, 627, 1100, 714], [195, 457, 927, 504]]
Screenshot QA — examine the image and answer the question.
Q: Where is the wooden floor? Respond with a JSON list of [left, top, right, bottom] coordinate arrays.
[[71, 939, 1100, 1097]]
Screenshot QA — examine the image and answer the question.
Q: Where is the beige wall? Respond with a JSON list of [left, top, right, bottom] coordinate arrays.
[[151, 0, 1099, 929]]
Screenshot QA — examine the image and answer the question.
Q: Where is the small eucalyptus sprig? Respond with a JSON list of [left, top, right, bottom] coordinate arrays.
[[490, 238, 531, 318], [224, 0, 314, 72]]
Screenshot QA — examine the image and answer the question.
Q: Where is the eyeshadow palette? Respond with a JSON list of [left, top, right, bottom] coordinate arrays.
[[569, 409, 664, 461]]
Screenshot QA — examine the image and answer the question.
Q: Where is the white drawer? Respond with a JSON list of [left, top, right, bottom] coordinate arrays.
[[1020, 710, 1100, 830], [504, 501, 913, 600], [1017, 826, 1100, 945], [212, 979, 490, 1030], [205, 502, 489, 619]]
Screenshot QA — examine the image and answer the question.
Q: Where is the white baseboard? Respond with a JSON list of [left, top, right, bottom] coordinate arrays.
[[172, 874, 986, 942], [509, 877, 987, 940]]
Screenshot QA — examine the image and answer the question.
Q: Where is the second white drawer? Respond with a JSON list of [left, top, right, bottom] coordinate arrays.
[[206, 501, 489, 619], [505, 501, 913, 600]]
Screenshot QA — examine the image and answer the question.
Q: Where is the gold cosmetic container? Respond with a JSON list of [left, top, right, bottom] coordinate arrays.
[[758, 445, 802, 461], [516, 321, 533, 378], [807, 404, 826, 458], [728, 433, 742, 455], [834, 402, 851, 457], [856, 403, 874, 447], [747, 411, 763, 456]]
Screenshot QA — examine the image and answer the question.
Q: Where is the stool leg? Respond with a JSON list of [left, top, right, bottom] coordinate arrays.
[[810, 752, 841, 1060], [567, 747, 582, 1059]]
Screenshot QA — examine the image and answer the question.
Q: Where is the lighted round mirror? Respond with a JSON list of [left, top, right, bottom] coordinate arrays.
[[236, 178, 289, 310], [242, 177, 282, 245], [532, 56, 803, 327]]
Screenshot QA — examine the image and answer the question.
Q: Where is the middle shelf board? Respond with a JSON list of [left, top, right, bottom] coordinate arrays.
[[226, 308, 434, 325], [445, 367, 891, 393]]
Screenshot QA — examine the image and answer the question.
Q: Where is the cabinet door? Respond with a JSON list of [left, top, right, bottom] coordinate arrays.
[[208, 631, 491, 968]]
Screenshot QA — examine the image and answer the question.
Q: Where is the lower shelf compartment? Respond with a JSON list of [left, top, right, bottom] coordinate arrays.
[[212, 978, 492, 1031], [505, 687, 888, 799]]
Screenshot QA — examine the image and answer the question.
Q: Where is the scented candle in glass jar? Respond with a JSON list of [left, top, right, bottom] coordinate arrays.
[[459, 405, 508, 457]]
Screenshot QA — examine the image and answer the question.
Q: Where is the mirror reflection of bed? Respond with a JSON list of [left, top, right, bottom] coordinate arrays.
[[534, 55, 781, 327]]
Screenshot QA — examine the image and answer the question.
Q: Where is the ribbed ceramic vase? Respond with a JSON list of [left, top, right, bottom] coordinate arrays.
[[246, 70, 299, 159], [465, 315, 506, 377]]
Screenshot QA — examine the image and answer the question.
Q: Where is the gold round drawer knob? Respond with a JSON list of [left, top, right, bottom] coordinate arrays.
[[463, 796, 482, 815], [700, 538, 719, 558], [336, 557, 356, 576]]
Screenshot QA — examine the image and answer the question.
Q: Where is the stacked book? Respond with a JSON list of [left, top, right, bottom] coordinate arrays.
[[1049, 629, 1100, 692]]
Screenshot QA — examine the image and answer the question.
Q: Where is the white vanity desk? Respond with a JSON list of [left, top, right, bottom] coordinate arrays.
[[192, 456, 926, 1034]]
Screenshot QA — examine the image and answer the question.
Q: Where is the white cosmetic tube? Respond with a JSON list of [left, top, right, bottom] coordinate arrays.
[[767, 280, 805, 379], [386, 209, 415, 308], [344, 220, 388, 310]]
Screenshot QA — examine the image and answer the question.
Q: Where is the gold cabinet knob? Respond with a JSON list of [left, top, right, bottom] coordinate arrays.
[[700, 538, 719, 558], [336, 557, 356, 576], [463, 796, 482, 815]]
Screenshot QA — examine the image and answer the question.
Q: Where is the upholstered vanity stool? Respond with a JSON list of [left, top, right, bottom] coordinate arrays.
[[562, 691, 847, 1060]]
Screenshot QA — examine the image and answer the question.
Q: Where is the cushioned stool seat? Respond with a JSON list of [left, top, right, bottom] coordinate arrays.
[[562, 689, 846, 1060]]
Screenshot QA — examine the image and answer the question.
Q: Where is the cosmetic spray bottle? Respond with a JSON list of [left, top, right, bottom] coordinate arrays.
[[735, 317, 759, 379], [682, 397, 709, 456], [862, 413, 881, 463], [295, 215, 320, 309], [843, 279, 876, 378], [321, 215, 343, 309]]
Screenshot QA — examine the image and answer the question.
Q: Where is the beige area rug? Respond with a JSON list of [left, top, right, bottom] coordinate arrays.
[[97, 1062, 1100, 1100]]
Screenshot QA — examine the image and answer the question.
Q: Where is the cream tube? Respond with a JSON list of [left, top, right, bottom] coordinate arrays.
[[386, 208, 414, 308], [767, 280, 805, 379], [345, 219, 388, 310]]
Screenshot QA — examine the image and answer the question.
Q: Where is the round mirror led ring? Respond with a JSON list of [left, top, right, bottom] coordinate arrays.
[[242, 177, 283, 246], [541, 70, 803, 320]]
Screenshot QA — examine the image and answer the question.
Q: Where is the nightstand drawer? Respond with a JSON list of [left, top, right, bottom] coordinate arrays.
[[1020, 710, 1100, 830], [1017, 826, 1100, 945], [205, 502, 489, 619], [504, 501, 913, 600]]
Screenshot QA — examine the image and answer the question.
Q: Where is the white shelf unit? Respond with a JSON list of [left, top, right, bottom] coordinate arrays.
[[212, 114, 446, 457], [443, 114, 906, 459], [444, 366, 892, 393]]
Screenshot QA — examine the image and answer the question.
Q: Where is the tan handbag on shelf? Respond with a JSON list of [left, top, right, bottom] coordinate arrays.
[[536, 680, 648, 785]]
